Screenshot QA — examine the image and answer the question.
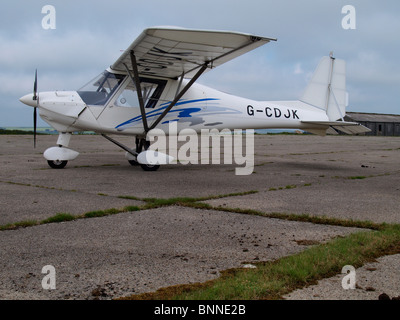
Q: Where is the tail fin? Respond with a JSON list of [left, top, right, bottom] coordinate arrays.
[[300, 55, 347, 121]]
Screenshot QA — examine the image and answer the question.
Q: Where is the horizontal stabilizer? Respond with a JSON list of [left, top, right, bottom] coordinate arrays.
[[302, 120, 371, 135]]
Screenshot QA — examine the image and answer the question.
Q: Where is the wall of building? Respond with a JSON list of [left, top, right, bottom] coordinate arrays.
[[357, 121, 400, 136], [344, 113, 400, 136]]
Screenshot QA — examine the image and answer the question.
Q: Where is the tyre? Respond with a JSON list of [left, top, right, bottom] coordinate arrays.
[[140, 164, 160, 171], [47, 160, 68, 169], [128, 160, 139, 166]]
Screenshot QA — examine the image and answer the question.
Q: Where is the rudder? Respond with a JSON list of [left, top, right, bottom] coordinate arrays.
[[300, 55, 347, 121]]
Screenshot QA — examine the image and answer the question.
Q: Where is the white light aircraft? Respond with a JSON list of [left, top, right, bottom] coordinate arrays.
[[20, 26, 370, 171]]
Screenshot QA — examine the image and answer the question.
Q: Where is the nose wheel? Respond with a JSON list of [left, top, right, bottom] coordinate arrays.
[[44, 133, 78, 169], [47, 160, 68, 169]]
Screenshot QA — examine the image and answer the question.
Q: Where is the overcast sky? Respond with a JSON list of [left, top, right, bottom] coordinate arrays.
[[1, 0, 399, 127]]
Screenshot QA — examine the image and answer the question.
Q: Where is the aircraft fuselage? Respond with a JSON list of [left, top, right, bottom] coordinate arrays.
[[23, 74, 329, 137]]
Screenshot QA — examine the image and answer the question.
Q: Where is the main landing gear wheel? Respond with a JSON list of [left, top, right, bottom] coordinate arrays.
[[140, 163, 160, 172], [47, 160, 68, 169], [129, 158, 160, 171], [128, 160, 139, 166], [130, 137, 160, 172]]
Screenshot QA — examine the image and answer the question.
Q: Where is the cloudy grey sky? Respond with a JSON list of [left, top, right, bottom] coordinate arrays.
[[1, 0, 399, 127]]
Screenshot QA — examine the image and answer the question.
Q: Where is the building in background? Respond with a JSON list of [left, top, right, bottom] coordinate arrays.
[[345, 112, 400, 136]]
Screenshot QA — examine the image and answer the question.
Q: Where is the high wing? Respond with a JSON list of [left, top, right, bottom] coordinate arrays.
[[110, 26, 276, 79]]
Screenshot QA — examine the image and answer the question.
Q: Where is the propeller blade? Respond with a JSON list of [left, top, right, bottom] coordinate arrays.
[[33, 69, 38, 101], [34, 107, 37, 148], [33, 69, 38, 148]]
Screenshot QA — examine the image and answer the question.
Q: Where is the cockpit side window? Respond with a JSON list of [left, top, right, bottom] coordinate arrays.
[[115, 77, 167, 109], [78, 71, 125, 105]]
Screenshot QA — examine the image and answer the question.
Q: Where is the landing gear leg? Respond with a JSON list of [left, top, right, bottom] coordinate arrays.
[[102, 134, 161, 172], [127, 137, 142, 166], [131, 137, 160, 172], [44, 133, 79, 169]]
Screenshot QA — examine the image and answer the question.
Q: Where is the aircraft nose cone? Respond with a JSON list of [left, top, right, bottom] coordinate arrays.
[[19, 93, 37, 107]]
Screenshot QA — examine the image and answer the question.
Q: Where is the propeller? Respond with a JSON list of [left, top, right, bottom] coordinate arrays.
[[33, 69, 38, 148]]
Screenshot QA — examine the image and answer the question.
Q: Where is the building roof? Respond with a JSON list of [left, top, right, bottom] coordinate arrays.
[[345, 112, 400, 123]]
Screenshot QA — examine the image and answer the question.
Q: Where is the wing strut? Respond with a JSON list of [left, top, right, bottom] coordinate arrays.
[[124, 52, 209, 133], [123, 51, 149, 133], [148, 62, 209, 131]]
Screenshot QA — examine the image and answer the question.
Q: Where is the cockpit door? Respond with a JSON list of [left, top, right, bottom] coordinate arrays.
[[77, 71, 125, 119]]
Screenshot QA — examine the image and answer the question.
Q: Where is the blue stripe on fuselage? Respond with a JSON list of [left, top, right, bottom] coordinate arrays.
[[115, 98, 219, 130]]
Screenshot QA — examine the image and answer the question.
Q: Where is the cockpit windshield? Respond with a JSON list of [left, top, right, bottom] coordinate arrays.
[[77, 71, 125, 105]]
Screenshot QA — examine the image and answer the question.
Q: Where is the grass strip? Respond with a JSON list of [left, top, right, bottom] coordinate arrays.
[[0, 220, 39, 230], [0, 190, 380, 232], [41, 213, 76, 224], [181, 202, 383, 231], [0, 205, 141, 231], [84, 206, 140, 218], [118, 190, 259, 210], [0, 191, 255, 231], [120, 224, 400, 300]]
